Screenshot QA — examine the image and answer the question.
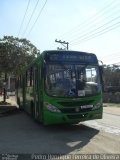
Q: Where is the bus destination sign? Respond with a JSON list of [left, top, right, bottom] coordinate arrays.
[[45, 51, 98, 63]]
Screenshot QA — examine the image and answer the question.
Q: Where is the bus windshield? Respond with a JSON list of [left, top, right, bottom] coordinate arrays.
[[45, 64, 102, 97]]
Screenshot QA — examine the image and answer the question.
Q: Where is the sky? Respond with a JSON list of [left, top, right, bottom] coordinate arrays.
[[0, 0, 120, 65]]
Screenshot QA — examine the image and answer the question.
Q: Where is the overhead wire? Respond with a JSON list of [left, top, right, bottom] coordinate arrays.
[[69, 10, 120, 42], [70, 20, 120, 46], [70, 15, 120, 45], [22, 0, 40, 37], [103, 57, 120, 62], [57, 0, 120, 65], [17, 0, 31, 37], [58, 0, 120, 49], [69, 11, 120, 43], [107, 62, 120, 65], [101, 52, 120, 58], [100, 51, 120, 65], [26, 0, 48, 37], [60, 0, 119, 40], [70, 11, 120, 43]]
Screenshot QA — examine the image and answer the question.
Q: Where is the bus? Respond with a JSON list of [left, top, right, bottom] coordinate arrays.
[[16, 50, 103, 125]]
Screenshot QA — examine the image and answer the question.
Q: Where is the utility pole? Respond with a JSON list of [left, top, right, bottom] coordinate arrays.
[[55, 39, 69, 50]]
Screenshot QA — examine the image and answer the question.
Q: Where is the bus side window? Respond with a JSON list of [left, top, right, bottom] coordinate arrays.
[[30, 67, 33, 87], [26, 68, 33, 87]]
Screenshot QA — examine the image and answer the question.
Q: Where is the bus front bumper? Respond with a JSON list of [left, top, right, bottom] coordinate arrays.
[[43, 109, 103, 125]]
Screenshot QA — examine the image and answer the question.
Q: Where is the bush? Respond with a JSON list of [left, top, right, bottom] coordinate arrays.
[[103, 92, 120, 103]]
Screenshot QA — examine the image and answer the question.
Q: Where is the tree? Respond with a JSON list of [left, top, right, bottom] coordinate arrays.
[[0, 36, 39, 103], [0, 36, 39, 75], [103, 64, 120, 92]]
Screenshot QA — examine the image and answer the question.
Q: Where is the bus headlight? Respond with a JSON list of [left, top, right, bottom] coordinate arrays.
[[45, 102, 61, 113], [92, 100, 102, 110]]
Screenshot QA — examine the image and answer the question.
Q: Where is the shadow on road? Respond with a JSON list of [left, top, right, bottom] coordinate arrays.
[[0, 106, 21, 117], [0, 112, 99, 154], [43, 123, 99, 154]]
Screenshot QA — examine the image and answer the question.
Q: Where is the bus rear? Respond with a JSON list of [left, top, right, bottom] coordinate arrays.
[[42, 50, 103, 125]]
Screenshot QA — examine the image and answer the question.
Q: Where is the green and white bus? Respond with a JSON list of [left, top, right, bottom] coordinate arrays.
[[16, 50, 103, 125]]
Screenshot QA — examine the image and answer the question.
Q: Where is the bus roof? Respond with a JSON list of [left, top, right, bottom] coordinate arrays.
[[21, 50, 98, 75]]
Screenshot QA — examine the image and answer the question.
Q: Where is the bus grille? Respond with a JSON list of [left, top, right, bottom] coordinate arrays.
[[58, 100, 94, 113], [60, 108, 92, 113], [67, 114, 88, 119], [58, 100, 94, 107]]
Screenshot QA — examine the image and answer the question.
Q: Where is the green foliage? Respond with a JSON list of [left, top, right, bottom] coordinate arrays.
[[103, 64, 120, 103], [0, 36, 39, 75], [103, 64, 120, 88], [103, 92, 120, 103]]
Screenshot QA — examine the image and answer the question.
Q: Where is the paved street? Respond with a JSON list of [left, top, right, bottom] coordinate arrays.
[[0, 98, 120, 154], [83, 112, 120, 135]]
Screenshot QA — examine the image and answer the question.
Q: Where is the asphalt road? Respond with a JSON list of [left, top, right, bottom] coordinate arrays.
[[0, 108, 120, 155]]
